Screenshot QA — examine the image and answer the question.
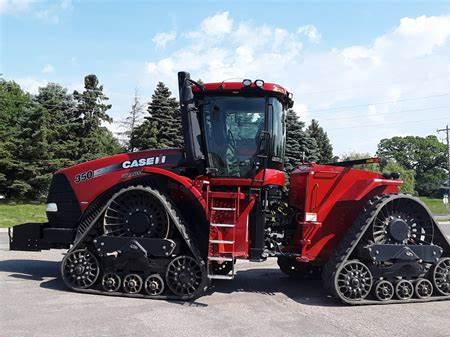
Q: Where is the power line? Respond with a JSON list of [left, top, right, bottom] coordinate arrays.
[[315, 105, 450, 122], [298, 74, 450, 95], [328, 116, 449, 131], [306, 92, 450, 115]]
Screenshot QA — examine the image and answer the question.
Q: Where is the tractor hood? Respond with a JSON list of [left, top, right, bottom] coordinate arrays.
[[57, 148, 184, 180]]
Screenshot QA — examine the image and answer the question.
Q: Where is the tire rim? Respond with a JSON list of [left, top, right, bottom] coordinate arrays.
[[433, 258, 450, 296], [144, 274, 165, 296], [395, 280, 414, 300], [104, 186, 170, 239], [62, 249, 100, 289], [335, 260, 373, 301], [123, 274, 143, 294], [166, 255, 204, 298], [374, 280, 394, 301], [371, 198, 433, 245], [415, 278, 433, 299], [102, 273, 121, 292]]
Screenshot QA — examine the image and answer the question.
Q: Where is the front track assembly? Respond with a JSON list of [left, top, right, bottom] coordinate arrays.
[[323, 194, 450, 305], [61, 185, 208, 300]]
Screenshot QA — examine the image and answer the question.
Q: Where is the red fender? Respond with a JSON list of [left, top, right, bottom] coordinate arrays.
[[142, 167, 207, 210]]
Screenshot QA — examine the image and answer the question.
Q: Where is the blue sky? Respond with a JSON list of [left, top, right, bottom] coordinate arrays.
[[2, 0, 450, 155]]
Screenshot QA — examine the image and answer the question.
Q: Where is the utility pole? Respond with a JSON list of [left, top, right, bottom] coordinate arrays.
[[437, 124, 450, 196]]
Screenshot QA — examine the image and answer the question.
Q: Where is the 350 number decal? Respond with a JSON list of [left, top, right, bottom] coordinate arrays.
[[75, 170, 94, 183]]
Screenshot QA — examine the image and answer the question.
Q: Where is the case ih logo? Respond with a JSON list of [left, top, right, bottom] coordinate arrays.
[[122, 156, 166, 169]]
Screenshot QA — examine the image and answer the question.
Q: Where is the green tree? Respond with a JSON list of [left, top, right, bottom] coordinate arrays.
[[35, 83, 78, 169], [0, 79, 39, 198], [284, 109, 319, 172], [307, 119, 333, 163], [131, 82, 183, 150], [377, 135, 447, 196], [382, 161, 416, 195], [73, 74, 121, 161]]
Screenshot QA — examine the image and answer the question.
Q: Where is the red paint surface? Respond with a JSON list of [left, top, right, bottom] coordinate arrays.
[[288, 163, 401, 262]]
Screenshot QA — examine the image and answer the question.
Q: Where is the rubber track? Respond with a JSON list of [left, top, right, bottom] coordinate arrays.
[[62, 185, 208, 301], [322, 193, 450, 305]]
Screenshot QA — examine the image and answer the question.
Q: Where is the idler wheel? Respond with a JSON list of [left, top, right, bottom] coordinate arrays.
[[166, 255, 204, 299], [61, 249, 100, 289], [433, 257, 450, 296], [335, 260, 373, 301]]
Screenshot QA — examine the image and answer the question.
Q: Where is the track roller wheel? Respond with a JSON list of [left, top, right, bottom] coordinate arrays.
[[432, 257, 450, 296], [335, 260, 373, 302], [166, 255, 204, 299], [61, 249, 100, 289], [414, 278, 433, 299], [144, 274, 165, 296], [374, 280, 394, 301], [102, 273, 121, 292], [395, 280, 414, 300], [123, 274, 143, 294]]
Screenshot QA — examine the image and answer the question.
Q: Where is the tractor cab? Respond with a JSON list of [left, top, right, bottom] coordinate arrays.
[[178, 72, 293, 178]]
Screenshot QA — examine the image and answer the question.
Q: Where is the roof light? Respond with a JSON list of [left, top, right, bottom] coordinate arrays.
[[254, 79, 264, 88], [242, 79, 252, 87]]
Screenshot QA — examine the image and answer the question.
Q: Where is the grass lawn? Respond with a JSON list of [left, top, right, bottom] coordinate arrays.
[[0, 204, 47, 228], [0, 197, 448, 229], [419, 197, 450, 216]]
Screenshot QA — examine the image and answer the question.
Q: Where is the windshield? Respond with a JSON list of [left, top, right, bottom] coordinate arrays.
[[203, 96, 266, 177]]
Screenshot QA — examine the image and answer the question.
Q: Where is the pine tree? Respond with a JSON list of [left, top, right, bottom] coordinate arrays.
[[119, 89, 144, 151], [73, 74, 121, 161], [131, 82, 183, 150], [35, 83, 78, 168], [307, 119, 333, 163], [285, 109, 319, 172]]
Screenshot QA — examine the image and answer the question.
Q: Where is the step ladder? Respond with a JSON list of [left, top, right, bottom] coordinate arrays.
[[206, 187, 241, 280]]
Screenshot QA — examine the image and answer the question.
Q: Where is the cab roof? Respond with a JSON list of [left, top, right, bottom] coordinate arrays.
[[192, 81, 293, 107], [195, 81, 288, 94]]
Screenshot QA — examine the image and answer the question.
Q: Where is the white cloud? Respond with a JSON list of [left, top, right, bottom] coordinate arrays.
[[298, 24, 321, 43], [139, 13, 450, 154], [42, 64, 55, 74], [152, 31, 176, 49], [1, 0, 72, 24], [0, 0, 36, 14], [200, 11, 233, 35], [15, 77, 48, 94]]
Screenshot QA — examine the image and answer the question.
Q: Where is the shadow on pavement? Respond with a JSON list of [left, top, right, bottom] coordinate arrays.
[[0, 259, 340, 307], [0, 259, 65, 290], [205, 267, 341, 307]]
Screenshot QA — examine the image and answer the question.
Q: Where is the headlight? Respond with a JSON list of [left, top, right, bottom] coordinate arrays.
[[242, 79, 252, 87], [254, 79, 264, 88], [46, 203, 58, 212]]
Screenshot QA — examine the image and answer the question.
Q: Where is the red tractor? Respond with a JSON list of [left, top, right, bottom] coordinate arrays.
[[10, 72, 450, 304]]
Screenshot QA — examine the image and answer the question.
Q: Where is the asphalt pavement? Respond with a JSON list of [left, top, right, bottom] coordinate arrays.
[[1, 224, 450, 337]]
